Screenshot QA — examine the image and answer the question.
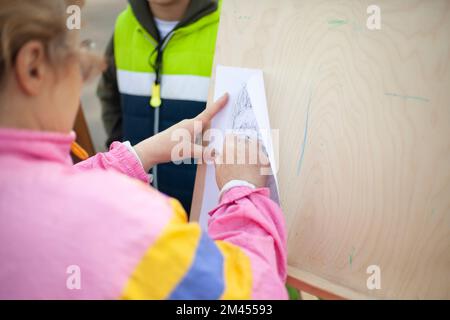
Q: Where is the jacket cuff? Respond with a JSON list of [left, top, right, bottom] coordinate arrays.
[[209, 186, 271, 216], [110, 142, 149, 184]]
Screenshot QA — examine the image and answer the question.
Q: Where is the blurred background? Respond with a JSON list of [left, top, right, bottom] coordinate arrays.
[[80, 0, 127, 152]]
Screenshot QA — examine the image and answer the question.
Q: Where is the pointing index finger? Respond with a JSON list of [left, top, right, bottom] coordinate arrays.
[[197, 93, 229, 123]]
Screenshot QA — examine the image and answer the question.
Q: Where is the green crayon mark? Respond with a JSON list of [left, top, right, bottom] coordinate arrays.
[[349, 247, 356, 267], [328, 19, 349, 27]]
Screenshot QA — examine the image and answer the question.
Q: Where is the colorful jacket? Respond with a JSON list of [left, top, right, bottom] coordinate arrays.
[[97, 0, 220, 213], [0, 128, 288, 299]]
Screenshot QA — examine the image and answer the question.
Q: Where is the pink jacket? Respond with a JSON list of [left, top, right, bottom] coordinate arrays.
[[0, 128, 287, 299]]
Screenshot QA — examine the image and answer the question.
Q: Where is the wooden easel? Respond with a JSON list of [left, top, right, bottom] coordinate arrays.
[[71, 105, 95, 163], [191, 0, 450, 299]]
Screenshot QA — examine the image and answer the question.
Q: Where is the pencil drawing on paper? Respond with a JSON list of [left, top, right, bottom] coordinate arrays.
[[230, 83, 279, 204], [230, 83, 271, 158], [231, 84, 261, 140]]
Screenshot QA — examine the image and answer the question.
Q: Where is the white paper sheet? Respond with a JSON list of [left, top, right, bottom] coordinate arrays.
[[198, 65, 280, 229]]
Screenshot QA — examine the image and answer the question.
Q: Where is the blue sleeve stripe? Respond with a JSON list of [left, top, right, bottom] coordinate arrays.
[[168, 232, 224, 299]]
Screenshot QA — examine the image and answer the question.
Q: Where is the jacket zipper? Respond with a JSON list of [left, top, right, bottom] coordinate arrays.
[[139, 28, 177, 189]]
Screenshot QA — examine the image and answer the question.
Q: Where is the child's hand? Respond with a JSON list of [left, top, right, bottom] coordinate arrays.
[[214, 134, 271, 190], [133, 93, 229, 172]]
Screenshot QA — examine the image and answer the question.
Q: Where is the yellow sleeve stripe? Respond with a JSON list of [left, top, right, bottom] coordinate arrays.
[[121, 199, 200, 299], [216, 241, 253, 300], [168, 198, 188, 224]]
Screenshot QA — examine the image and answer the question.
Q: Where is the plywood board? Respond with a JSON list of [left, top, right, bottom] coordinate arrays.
[[192, 0, 450, 299]]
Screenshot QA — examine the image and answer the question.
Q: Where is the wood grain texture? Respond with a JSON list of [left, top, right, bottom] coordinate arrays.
[[192, 0, 450, 299]]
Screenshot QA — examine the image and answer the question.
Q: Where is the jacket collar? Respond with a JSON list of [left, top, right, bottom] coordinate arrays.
[[129, 0, 218, 41], [0, 128, 75, 165]]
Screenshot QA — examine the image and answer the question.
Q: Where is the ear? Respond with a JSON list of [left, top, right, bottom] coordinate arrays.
[[14, 40, 48, 96]]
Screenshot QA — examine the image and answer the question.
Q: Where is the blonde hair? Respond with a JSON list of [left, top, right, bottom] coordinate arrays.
[[0, 0, 90, 86]]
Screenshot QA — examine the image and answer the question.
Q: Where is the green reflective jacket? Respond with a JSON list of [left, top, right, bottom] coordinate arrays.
[[97, 0, 220, 213]]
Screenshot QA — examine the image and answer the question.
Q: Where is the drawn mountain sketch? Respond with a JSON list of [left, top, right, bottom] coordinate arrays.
[[231, 84, 261, 139], [231, 83, 278, 204], [230, 83, 272, 163]]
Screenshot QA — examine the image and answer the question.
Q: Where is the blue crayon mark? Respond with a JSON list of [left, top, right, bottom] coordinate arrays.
[[296, 89, 313, 176], [385, 92, 430, 103]]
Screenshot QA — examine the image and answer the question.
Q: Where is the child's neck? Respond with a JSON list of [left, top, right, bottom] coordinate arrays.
[[148, 0, 190, 22]]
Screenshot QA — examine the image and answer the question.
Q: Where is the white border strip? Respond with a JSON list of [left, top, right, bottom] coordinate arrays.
[[117, 70, 210, 102]]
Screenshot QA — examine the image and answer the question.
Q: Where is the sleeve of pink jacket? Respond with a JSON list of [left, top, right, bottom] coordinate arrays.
[[73, 142, 150, 184], [208, 187, 287, 299], [73, 142, 288, 299]]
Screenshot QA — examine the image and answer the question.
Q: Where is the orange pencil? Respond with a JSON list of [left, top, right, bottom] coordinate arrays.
[[71, 141, 89, 161]]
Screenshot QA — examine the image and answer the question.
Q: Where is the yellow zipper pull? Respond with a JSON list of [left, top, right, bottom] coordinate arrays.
[[150, 82, 161, 108]]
